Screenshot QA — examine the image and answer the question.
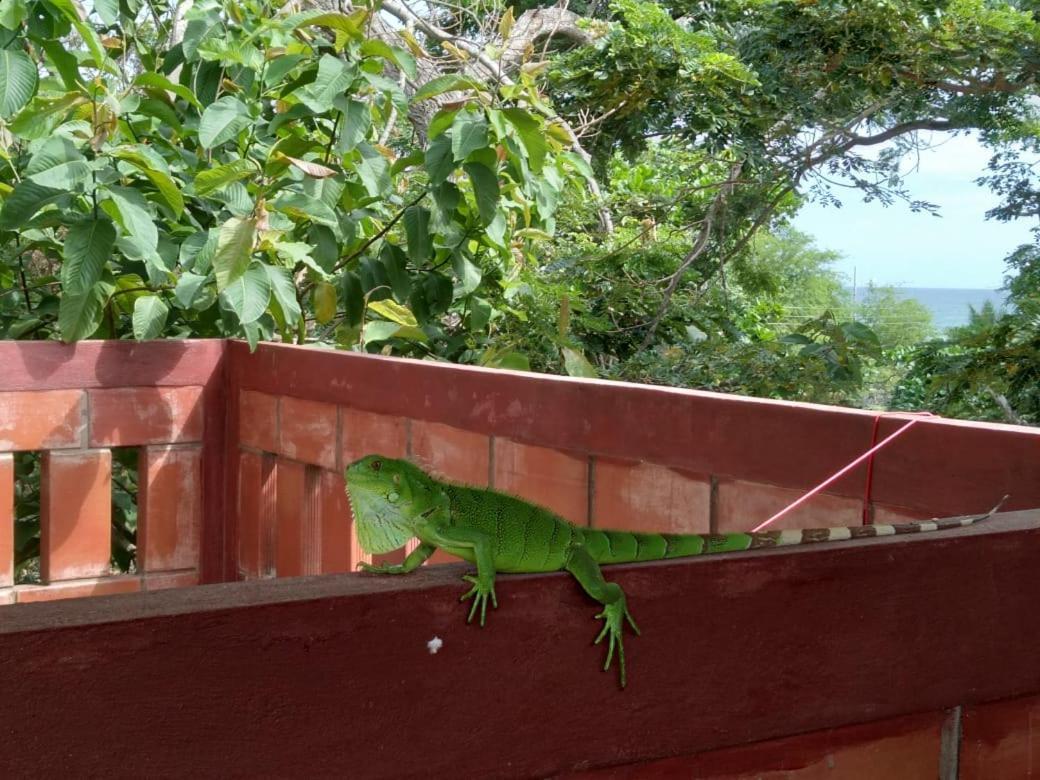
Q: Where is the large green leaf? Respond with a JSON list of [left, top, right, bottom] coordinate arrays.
[[412, 75, 476, 102], [403, 206, 432, 264], [195, 158, 256, 196], [355, 144, 390, 197], [0, 48, 37, 118], [425, 134, 455, 184], [271, 192, 339, 227], [0, 0, 27, 31], [110, 148, 185, 216], [62, 218, 116, 295], [174, 272, 209, 309], [266, 265, 302, 328], [198, 96, 250, 149], [25, 136, 90, 190], [104, 186, 159, 260], [298, 54, 356, 113], [335, 97, 370, 153], [463, 161, 500, 224], [213, 216, 256, 291], [132, 295, 169, 340], [503, 108, 547, 173], [0, 180, 63, 229], [58, 279, 114, 342], [451, 112, 489, 162], [220, 261, 271, 324]]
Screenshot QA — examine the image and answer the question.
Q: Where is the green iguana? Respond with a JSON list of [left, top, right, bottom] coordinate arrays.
[[345, 454, 1002, 687]]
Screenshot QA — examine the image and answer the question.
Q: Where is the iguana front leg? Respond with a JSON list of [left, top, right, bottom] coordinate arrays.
[[358, 543, 435, 574], [565, 545, 640, 688], [416, 523, 499, 627]]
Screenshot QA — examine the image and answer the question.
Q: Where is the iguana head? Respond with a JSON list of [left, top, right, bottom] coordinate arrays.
[[344, 455, 446, 554]]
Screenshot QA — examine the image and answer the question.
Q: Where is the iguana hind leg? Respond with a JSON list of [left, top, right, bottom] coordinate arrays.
[[416, 523, 499, 627], [565, 545, 640, 688]]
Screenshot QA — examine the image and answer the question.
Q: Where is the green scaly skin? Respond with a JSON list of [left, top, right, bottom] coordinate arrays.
[[345, 454, 1001, 688]]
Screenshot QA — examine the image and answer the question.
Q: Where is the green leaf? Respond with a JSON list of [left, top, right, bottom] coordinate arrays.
[[105, 186, 159, 260], [220, 262, 271, 325], [464, 161, 500, 224], [363, 320, 427, 343], [25, 136, 91, 190], [453, 253, 482, 294], [110, 148, 185, 216], [412, 75, 475, 102], [132, 295, 169, 340], [61, 218, 116, 294], [425, 134, 455, 184], [0, 47, 37, 117], [298, 54, 356, 113], [266, 265, 302, 327], [0, 0, 27, 30], [503, 108, 547, 172], [59, 279, 114, 342], [292, 9, 368, 38], [198, 96, 250, 149], [355, 143, 390, 197], [336, 97, 370, 153], [403, 206, 431, 264], [0, 180, 63, 229], [9, 92, 87, 139], [174, 272, 208, 309], [360, 40, 416, 79], [368, 299, 418, 326], [562, 347, 599, 378], [213, 216, 257, 291], [451, 111, 489, 161], [195, 158, 256, 196], [272, 192, 339, 227], [94, 0, 118, 26]]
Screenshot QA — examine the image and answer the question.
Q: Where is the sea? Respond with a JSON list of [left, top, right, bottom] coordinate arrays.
[[856, 287, 1008, 332]]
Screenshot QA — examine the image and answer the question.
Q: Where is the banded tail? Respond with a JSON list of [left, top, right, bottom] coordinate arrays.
[[581, 497, 1009, 566]]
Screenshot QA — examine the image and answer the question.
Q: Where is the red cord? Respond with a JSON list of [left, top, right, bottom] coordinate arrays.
[[751, 411, 937, 534]]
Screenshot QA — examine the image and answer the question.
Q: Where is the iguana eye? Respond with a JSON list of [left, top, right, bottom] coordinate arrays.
[[393, 474, 400, 485], [371, 460, 382, 471], [387, 491, 400, 503]]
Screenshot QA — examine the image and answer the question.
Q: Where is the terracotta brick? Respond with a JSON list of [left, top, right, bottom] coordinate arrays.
[[137, 445, 202, 572], [410, 420, 489, 486], [238, 450, 277, 578], [592, 458, 710, 534], [427, 547, 462, 565], [319, 469, 356, 574], [0, 588, 13, 605], [0, 453, 12, 588], [40, 450, 112, 582], [279, 397, 338, 469], [340, 407, 408, 466], [717, 478, 862, 533], [89, 386, 203, 447], [239, 390, 279, 452], [961, 695, 1040, 778], [871, 503, 931, 524], [0, 390, 84, 450], [15, 575, 140, 603], [275, 459, 321, 577], [493, 439, 588, 524], [142, 570, 199, 591]]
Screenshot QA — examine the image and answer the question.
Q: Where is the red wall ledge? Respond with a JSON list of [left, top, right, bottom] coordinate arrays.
[[2, 510, 1038, 778]]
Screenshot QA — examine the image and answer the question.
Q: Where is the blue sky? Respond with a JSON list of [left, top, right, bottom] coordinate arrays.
[[793, 133, 1037, 289]]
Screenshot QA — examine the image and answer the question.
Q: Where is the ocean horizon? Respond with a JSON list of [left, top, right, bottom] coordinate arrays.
[[852, 286, 1008, 331]]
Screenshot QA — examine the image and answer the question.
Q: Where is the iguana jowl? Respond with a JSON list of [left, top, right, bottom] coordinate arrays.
[[345, 454, 998, 687]]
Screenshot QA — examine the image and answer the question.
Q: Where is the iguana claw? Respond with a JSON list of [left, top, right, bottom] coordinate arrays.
[[459, 574, 498, 626], [593, 600, 640, 688]]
